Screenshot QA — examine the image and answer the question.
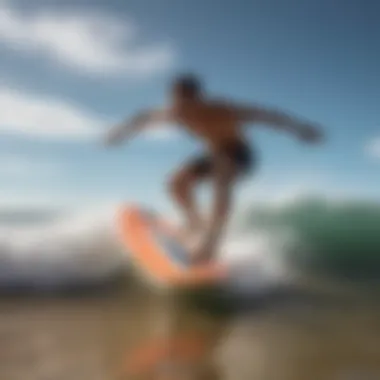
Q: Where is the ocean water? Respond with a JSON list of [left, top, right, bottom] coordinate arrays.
[[0, 207, 125, 290], [1, 279, 380, 380], [239, 197, 380, 282], [0, 198, 380, 380], [0, 197, 379, 291]]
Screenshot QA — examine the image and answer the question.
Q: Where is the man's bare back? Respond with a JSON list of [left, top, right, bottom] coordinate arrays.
[[104, 74, 323, 263]]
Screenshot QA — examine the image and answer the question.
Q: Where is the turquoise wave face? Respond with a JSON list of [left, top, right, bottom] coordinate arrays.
[[242, 198, 380, 282]]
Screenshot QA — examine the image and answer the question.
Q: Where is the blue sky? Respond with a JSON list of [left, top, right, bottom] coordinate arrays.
[[0, 0, 379, 210]]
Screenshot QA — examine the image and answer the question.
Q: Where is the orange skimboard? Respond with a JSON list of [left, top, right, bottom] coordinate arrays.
[[117, 205, 228, 288]]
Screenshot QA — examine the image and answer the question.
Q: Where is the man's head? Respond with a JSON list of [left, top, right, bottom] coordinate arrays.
[[171, 74, 203, 103]]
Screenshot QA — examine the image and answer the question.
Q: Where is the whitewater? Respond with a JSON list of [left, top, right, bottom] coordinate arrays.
[[0, 204, 290, 292], [1, 197, 379, 291]]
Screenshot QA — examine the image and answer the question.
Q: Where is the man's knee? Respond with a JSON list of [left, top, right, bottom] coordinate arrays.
[[168, 169, 195, 196], [214, 156, 237, 182]]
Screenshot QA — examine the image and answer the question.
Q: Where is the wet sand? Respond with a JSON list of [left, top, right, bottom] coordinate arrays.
[[0, 282, 380, 380]]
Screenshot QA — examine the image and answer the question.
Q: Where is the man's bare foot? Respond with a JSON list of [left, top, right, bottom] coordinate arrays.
[[176, 220, 205, 246], [180, 229, 204, 254], [190, 243, 215, 265]]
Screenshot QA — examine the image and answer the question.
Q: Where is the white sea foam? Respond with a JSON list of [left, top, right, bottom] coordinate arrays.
[[0, 205, 291, 291], [0, 207, 127, 288]]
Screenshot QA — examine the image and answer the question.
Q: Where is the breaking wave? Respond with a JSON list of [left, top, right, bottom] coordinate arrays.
[[0, 207, 126, 290], [0, 196, 379, 292], [239, 197, 380, 282]]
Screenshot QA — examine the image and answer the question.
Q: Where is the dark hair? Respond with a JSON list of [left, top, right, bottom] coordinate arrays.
[[172, 74, 202, 98]]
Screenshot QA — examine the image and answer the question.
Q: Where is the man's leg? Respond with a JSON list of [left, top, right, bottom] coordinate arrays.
[[191, 156, 237, 263], [168, 164, 204, 234]]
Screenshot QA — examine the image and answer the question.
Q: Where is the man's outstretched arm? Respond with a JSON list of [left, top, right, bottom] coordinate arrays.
[[234, 104, 323, 142], [103, 108, 171, 146]]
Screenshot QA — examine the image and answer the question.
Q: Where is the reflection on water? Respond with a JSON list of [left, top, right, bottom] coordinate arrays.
[[0, 284, 380, 380]]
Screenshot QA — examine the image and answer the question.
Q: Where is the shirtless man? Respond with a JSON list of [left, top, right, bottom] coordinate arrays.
[[104, 74, 323, 263]]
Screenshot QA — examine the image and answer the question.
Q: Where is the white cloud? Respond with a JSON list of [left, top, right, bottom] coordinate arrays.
[[238, 172, 380, 209], [0, 154, 61, 177], [366, 138, 380, 159], [0, 85, 182, 141], [0, 1, 175, 77], [141, 123, 183, 141], [0, 86, 103, 139], [0, 188, 124, 210]]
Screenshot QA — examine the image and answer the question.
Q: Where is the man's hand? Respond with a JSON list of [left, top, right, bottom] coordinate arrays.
[[235, 104, 324, 144], [103, 128, 121, 147], [102, 108, 172, 148], [296, 123, 324, 143], [103, 125, 133, 147]]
